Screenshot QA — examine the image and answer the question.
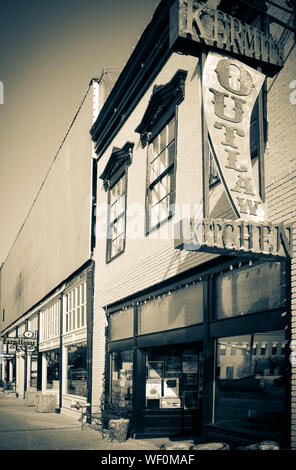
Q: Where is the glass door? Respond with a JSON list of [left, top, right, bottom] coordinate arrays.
[[144, 343, 203, 435]]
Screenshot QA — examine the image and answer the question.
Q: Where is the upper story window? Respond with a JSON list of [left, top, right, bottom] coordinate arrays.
[[40, 300, 60, 342], [100, 142, 134, 263], [64, 280, 87, 333], [136, 69, 188, 234], [107, 174, 127, 261], [28, 314, 38, 338], [147, 116, 176, 232]]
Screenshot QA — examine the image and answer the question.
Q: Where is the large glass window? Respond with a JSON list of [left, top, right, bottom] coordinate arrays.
[[214, 330, 286, 442], [145, 345, 203, 411], [30, 356, 38, 388], [110, 350, 133, 414], [41, 301, 60, 341], [146, 116, 176, 232], [64, 281, 87, 333], [107, 175, 126, 261], [214, 262, 287, 320], [46, 350, 60, 390], [67, 342, 87, 398], [109, 308, 134, 342], [138, 282, 203, 336]]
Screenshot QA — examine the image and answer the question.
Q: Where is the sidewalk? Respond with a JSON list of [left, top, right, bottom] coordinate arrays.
[[0, 393, 169, 450]]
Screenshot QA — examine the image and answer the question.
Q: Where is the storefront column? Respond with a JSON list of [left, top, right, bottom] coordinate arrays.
[[41, 353, 47, 392], [27, 355, 31, 389], [16, 355, 25, 397], [58, 294, 63, 410], [86, 267, 94, 413], [8, 360, 13, 382], [133, 348, 146, 436], [1, 359, 6, 381], [37, 311, 42, 391], [24, 320, 28, 395]]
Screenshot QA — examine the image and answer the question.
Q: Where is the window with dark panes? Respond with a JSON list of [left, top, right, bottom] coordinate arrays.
[[107, 174, 126, 261], [272, 343, 278, 356], [67, 342, 87, 398], [214, 330, 286, 443], [135, 69, 187, 233], [30, 356, 38, 388], [110, 350, 133, 414], [147, 116, 176, 232], [100, 142, 133, 263], [46, 350, 60, 390]]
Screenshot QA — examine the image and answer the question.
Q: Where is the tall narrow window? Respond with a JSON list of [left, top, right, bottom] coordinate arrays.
[[147, 116, 176, 231], [100, 142, 133, 263], [107, 174, 126, 261], [64, 280, 87, 334], [135, 69, 187, 234]]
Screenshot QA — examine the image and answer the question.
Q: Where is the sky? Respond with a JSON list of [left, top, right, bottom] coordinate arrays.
[[0, 0, 159, 264]]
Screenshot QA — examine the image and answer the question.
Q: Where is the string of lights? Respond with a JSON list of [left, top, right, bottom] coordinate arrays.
[[116, 259, 256, 311]]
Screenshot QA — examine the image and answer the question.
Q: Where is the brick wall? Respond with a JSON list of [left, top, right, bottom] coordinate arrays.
[[91, 5, 296, 449], [265, 2, 296, 446]]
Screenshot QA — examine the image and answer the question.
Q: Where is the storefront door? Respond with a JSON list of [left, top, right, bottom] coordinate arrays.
[[142, 342, 203, 436]]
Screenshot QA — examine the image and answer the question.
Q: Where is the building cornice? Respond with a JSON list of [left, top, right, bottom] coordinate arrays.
[[90, 0, 175, 160]]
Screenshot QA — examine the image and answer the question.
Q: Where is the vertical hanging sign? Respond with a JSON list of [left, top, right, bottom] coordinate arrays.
[[203, 52, 266, 222]]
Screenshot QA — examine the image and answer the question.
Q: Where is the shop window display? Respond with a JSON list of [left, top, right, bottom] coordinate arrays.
[[46, 350, 60, 390], [67, 342, 87, 398], [30, 356, 38, 388], [110, 350, 133, 414], [214, 330, 286, 441], [145, 346, 203, 411]]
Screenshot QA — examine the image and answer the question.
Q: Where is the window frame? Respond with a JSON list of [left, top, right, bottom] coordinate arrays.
[[106, 168, 128, 263], [64, 280, 87, 334], [145, 111, 177, 234]]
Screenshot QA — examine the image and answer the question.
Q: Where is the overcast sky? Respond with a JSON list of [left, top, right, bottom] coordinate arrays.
[[0, 0, 159, 264]]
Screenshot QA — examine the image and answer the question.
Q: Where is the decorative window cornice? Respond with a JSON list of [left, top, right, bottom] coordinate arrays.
[[135, 69, 188, 147], [100, 141, 134, 191]]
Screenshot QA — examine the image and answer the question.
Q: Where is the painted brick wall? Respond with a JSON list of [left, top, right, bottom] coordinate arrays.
[[91, 5, 296, 450], [265, 0, 296, 447], [91, 52, 218, 406]]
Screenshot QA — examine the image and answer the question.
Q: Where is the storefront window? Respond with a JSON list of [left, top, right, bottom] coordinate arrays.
[[30, 356, 38, 388], [214, 330, 286, 442], [109, 308, 134, 341], [214, 262, 287, 319], [46, 350, 60, 390], [67, 342, 87, 397], [138, 281, 203, 335], [145, 346, 203, 411], [110, 350, 133, 413]]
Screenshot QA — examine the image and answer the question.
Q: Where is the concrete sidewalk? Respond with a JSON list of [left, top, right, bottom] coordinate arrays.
[[0, 393, 168, 450]]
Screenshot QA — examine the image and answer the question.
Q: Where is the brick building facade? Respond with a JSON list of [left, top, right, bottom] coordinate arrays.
[[1, 0, 296, 449], [90, 0, 296, 447]]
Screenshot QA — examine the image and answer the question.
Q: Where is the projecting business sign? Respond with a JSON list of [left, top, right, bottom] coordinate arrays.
[[170, 0, 283, 70], [174, 218, 292, 259], [203, 52, 266, 222], [3, 331, 37, 353]]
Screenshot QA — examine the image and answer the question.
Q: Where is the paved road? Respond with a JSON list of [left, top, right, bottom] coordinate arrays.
[[0, 394, 163, 450]]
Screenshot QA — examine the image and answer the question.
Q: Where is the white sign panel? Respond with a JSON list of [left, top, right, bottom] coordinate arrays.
[[203, 52, 266, 222]]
